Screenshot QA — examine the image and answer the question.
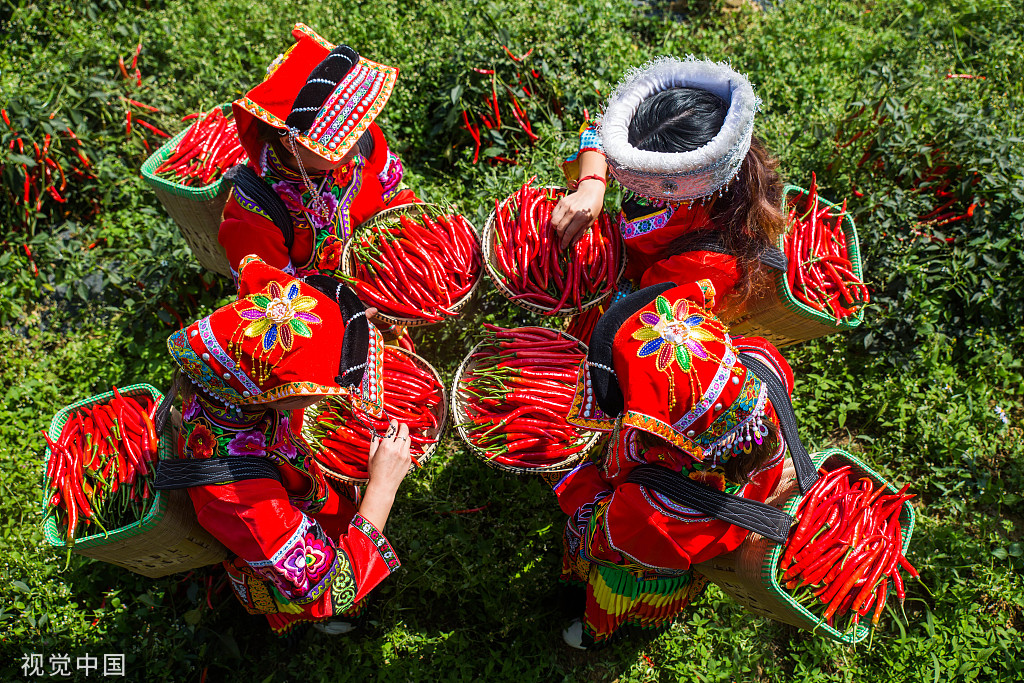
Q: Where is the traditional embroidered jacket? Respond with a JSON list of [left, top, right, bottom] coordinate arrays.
[[219, 123, 415, 278], [178, 393, 399, 633]]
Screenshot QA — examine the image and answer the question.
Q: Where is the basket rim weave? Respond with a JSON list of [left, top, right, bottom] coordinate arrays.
[[42, 383, 170, 550], [140, 103, 234, 202], [776, 184, 866, 331], [482, 186, 625, 318], [343, 202, 483, 327], [306, 346, 448, 484], [450, 327, 598, 475], [761, 448, 916, 644]]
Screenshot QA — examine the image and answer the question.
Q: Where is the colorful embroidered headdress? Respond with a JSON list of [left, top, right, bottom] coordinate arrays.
[[167, 255, 384, 415], [600, 57, 759, 203], [233, 23, 398, 165], [568, 280, 791, 468]]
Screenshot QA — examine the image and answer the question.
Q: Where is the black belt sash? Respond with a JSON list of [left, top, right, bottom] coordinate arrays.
[[154, 458, 283, 490], [624, 354, 819, 544]]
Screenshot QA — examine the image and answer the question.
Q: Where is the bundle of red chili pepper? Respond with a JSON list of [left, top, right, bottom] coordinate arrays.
[[308, 348, 442, 480], [458, 325, 592, 470], [347, 212, 481, 323], [153, 108, 248, 187], [783, 174, 869, 323], [491, 180, 620, 315], [779, 465, 918, 633], [43, 388, 160, 543]]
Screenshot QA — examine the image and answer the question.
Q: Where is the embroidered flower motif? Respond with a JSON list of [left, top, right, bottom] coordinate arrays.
[[632, 295, 716, 372], [227, 429, 267, 457], [279, 546, 310, 589], [688, 469, 727, 492], [317, 238, 344, 271], [303, 536, 333, 580], [186, 420, 218, 459], [239, 280, 321, 352], [182, 395, 201, 421], [272, 180, 340, 230]]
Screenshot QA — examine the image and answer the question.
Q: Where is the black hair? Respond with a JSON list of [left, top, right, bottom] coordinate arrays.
[[627, 87, 729, 154]]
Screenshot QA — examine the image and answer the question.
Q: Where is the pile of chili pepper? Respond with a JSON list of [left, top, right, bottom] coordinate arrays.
[[309, 348, 443, 480], [779, 465, 918, 634], [347, 212, 481, 323], [783, 174, 869, 323], [457, 325, 592, 470], [491, 180, 620, 315], [153, 108, 248, 187], [43, 388, 160, 544]]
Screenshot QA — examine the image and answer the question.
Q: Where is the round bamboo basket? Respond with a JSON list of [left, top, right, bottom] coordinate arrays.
[[482, 187, 625, 317], [450, 327, 599, 475], [694, 448, 915, 644], [305, 347, 448, 484], [343, 202, 483, 327]]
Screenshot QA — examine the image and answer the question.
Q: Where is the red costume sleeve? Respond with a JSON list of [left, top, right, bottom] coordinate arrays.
[[188, 478, 399, 612], [219, 188, 293, 276]]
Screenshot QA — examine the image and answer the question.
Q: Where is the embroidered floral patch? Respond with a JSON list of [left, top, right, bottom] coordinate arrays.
[[632, 295, 717, 372], [226, 429, 268, 457], [185, 419, 218, 459], [317, 237, 345, 271], [240, 280, 321, 352]]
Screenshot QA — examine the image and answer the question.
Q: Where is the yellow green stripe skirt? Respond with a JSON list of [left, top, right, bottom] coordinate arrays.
[[562, 554, 707, 646]]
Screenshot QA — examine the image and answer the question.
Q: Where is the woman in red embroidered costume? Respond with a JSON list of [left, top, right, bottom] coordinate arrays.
[[554, 280, 794, 649], [161, 254, 410, 635], [219, 24, 417, 281], [552, 58, 787, 319]]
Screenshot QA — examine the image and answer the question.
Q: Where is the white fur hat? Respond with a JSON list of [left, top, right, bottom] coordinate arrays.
[[600, 56, 760, 202]]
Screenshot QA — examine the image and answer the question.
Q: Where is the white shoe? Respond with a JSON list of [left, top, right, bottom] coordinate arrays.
[[313, 620, 356, 635], [562, 619, 587, 650]]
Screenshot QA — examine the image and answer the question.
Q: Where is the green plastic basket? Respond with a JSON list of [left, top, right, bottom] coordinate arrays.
[[724, 185, 866, 347], [695, 448, 915, 645], [42, 384, 228, 577], [140, 103, 235, 277]]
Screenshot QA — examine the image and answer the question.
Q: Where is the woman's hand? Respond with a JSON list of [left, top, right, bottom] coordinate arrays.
[[358, 419, 412, 531], [551, 179, 606, 249]]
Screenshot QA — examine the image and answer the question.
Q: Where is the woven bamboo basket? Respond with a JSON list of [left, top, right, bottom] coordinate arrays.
[[304, 347, 448, 484], [482, 187, 625, 317], [343, 202, 484, 327], [42, 384, 229, 578], [140, 104, 235, 278], [721, 185, 866, 348], [694, 448, 915, 644], [450, 328, 599, 475]]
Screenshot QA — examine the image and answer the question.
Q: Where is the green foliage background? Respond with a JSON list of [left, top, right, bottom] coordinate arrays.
[[1, 0, 1022, 680]]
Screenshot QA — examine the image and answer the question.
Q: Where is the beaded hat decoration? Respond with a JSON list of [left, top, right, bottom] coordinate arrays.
[[167, 255, 385, 416], [233, 23, 398, 165], [600, 56, 760, 203], [567, 280, 791, 467]]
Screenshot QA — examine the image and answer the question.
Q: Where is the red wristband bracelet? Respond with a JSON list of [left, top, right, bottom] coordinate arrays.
[[574, 174, 607, 189]]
